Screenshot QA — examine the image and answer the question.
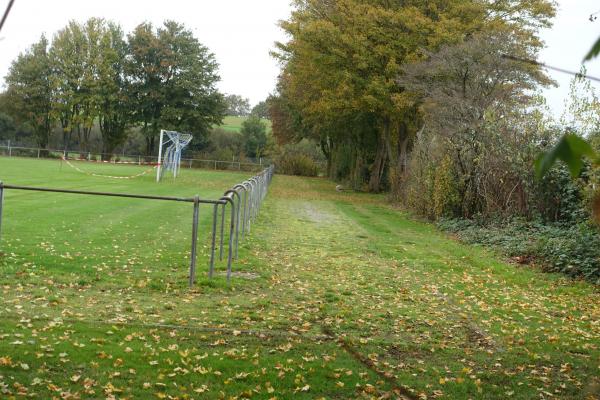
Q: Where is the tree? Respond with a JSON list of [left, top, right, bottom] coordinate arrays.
[[225, 94, 251, 116], [97, 21, 133, 158], [4, 35, 55, 151], [559, 66, 600, 137], [537, 38, 600, 180], [241, 116, 267, 158], [0, 95, 18, 142], [251, 100, 270, 119], [127, 21, 226, 155], [274, 0, 555, 192], [49, 20, 91, 151], [400, 32, 552, 217], [0, 112, 16, 142]]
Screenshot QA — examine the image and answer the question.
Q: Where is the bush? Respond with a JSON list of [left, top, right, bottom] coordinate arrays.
[[273, 139, 325, 177], [536, 224, 600, 281], [276, 154, 319, 177], [439, 218, 600, 284], [535, 165, 588, 223]]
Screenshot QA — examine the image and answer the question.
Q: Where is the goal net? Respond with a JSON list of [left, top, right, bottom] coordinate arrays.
[[156, 130, 193, 182]]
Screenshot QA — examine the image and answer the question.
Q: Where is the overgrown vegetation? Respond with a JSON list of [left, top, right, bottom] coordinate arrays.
[[439, 218, 600, 284], [268, 0, 600, 282]]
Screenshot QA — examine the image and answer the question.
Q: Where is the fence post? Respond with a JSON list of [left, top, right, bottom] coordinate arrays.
[[219, 203, 226, 261], [189, 196, 200, 287], [189, 159, 192, 169], [224, 190, 241, 260], [37, 149, 40, 158], [8, 140, 11, 157], [209, 204, 218, 279], [226, 199, 235, 282], [0, 181, 3, 246], [214, 160, 217, 170]]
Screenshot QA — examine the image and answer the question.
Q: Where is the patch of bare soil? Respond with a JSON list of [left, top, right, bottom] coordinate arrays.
[[300, 203, 339, 225]]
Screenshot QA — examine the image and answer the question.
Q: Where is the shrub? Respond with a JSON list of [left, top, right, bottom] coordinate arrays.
[[439, 218, 600, 284], [433, 155, 460, 218], [276, 154, 319, 177], [273, 139, 325, 177], [535, 223, 600, 281]]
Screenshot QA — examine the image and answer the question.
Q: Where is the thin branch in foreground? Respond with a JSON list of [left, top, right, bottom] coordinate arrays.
[[501, 54, 600, 83], [0, 0, 15, 34]]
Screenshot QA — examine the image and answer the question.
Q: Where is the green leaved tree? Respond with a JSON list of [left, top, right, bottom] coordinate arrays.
[[96, 21, 133, 158], [127, 21, 226, 155], [4, 35, 55, 152], [50, 20, 92, 151], [272, 0, 554, 192], [241, 115, 268, 159]]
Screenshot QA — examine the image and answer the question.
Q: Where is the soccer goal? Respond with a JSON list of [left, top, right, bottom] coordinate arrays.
[[156, 130, 193, 182]]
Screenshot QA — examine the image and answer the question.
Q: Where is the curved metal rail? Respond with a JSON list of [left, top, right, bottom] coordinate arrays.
[[0, 165, 275, 287], [205, 165, 275, 283]]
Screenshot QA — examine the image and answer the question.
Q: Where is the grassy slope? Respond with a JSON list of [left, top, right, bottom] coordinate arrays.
[[218, 116, 272, 134], [0, 158, 598, 399]]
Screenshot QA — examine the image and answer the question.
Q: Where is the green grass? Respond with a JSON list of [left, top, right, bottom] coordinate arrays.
[[0, 157, 599, 399], [218, 116, 272, 134]]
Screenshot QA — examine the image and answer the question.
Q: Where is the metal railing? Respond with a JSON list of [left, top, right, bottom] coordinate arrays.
[[0, 144, 267, 172], [0, 165, 275, 287]]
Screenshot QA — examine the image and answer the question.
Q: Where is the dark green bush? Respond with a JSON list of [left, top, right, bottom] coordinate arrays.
[[536, 224, 600, 281], [439, 218, 600, 284], [535, 165, 588, 223]]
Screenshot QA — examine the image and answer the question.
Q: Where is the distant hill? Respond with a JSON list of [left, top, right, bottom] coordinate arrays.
[[217, 116, 272, 134]]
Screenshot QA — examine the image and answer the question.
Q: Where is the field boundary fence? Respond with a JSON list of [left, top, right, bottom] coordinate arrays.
[[0, 143, 268, 173], [0, 165, 275, 287]]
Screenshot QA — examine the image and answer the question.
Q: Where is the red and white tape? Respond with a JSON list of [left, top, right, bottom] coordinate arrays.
[[62, 157, 157, 180], [66, 157, 158, 166]]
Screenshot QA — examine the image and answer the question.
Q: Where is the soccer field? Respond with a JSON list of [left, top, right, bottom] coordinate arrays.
[[0, 157, 252, 289]]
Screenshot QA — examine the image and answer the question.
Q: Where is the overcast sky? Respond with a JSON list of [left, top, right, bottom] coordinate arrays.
[[0, 0, 599, 114], [0, 0, 291, 106], [540, 0, 600, 117]]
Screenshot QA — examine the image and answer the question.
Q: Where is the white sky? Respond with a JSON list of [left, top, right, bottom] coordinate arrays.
[[0, 0, 291, 107], [0, 0, 598, 114], [540, 0, 600, 117]]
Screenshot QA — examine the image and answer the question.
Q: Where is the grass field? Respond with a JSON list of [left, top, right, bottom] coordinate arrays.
[[0, 157, 599, 399], [219, 116, 272, 134]]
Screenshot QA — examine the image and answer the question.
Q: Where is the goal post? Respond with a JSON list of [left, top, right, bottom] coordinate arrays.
[[156, 130, 165, 183], [156, 129, 193, 182]]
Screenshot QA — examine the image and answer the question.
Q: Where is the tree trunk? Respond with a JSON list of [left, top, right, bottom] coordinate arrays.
[[145, 135, 156, 156], [397, 121, 413, 174], [320, 136, 333, 178], [101, 141, 115, 161], [368, 124, 389, 193]]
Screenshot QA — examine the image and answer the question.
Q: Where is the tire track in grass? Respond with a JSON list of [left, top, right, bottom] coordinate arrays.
[[253, 198, 435, 398]]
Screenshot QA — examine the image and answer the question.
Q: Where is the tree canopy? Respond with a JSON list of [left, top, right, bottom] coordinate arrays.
[[224, 94, 251, 117], [3, 19, 226, 157], [4, 35, 54, 150], [271, 0, 555, 192], [241, 115, 268, 159]]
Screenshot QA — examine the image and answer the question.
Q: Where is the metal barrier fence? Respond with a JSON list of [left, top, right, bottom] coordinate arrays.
[[0, 144, 267, 172], [0, 165, 275, 287]]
